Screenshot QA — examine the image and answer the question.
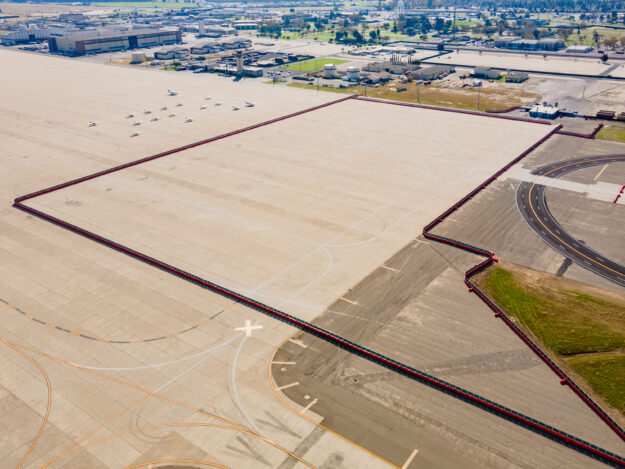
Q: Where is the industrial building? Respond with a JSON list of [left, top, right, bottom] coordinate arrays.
[[0, 26, 51, 45], [495, 37, 565, 51], [529, 103, 559, 119], [472, 66, 502, 80], [154, 47, 188, 60], [48, 28, 181, 55], [413, 65, 454, 81], [506, 71, 529, 83]]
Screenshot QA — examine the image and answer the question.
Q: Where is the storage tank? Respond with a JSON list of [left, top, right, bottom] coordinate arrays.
[[346, 66, 360, 81], [131, 52, 146, 63], [323, 63, 337, 78]]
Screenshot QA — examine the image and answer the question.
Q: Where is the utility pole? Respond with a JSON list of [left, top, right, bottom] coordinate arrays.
[[417, 83, 420, 103], [477, 87, 481, 110]]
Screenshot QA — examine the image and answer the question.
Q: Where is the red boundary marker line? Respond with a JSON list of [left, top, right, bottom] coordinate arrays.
[[353, 96, 552, 125], [555, 123, 604, 139], [484, 106, 523, 114], [422, 122, 625, 462], [12, 98, 625, 467]]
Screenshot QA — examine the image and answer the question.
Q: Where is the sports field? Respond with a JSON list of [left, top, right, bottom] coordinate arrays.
[[283, 57, 348, 72]]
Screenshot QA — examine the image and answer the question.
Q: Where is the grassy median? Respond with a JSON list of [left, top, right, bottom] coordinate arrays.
[[479, 266, 625, 414], [285, 81, 537, 111], [596, 125, 625, 143]]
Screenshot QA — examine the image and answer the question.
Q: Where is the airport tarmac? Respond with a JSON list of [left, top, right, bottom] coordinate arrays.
[[2, 48, 623, 468], [0, 50, 392, 468], [23, 97, 552, 321]]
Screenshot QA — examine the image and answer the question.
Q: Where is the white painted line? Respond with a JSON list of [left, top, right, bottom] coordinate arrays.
[[402, 448, 419, 469], [272, 361, 296, 365], [340, 297, 358, 305], [289, 338, 308, 348], [300, 398, 318, 415], [380, 265, 397, 272], [276, 381, 299, 391], [594, 164, 608, 182]]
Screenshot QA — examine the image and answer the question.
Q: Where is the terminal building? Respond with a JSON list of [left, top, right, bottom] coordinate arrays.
[[48, 28, 181, 55]]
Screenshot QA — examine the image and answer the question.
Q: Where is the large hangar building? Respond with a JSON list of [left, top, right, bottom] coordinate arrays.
[[48, 28, 182, 55]]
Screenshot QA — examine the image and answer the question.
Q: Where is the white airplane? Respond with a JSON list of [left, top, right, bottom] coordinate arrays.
[[168, 89, 178, 96], [126, 113, 134, 118], [143, 109, 151, 114], [130, 131, 140, 137], [245, 101, 255, 107], [133, 121, 141, 126], [161, 106, 168, 111], [168, 112, 176, 118], [88, 121, 96, 127], [232, 105, 240, 111], [185, 117, 193, 123], [150, 116, 161, 122], [200, 105, 207, 110], [214, 101, 222, 106], [176, 102, 183, 107], [204, 96, 211, 100]]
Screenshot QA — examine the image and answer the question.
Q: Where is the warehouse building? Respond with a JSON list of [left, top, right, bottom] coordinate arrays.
[[472, 66, 502, 79], [48, 28, 181, 56], [506, 71, 529, 83], [413, 65, 454, 81]]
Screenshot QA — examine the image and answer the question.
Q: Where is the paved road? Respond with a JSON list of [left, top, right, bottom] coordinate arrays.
[[516, 155, 625, 287]]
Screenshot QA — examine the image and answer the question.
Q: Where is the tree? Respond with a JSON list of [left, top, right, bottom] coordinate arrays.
[[593, 29, 601, 45], [369, 30, 377, 41], [601, 53, 609, 62]]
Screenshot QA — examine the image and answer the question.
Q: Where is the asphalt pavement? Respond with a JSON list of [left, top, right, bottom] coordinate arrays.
[[516, 154, 625, 287]]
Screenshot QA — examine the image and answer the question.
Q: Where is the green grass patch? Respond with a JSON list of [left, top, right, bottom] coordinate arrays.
[[481, 266, 625, 415], [568, 355, 625, 413], [596, 125, 625, 143], [283, 57, 348, 72], [483, 268, 625, 355]]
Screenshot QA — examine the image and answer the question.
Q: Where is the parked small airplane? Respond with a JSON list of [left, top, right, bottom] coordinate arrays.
[[151, 116, 160, 122], [214, 102, 222, 106], [130, 131, 140, 137], [168, 112, 176, 118], [88, 121, 96, 127], [204, 96, 211, 100], [200, 105, 206, 110], [126, 113, 134, 119], [161, 106, 168, 111], [185, 117, 193, 123], [232, 106, 240, 111], [168, 89, 178, 96], [245, 101, 255, 107], [133, 121, 141, 126], [144, 109, 151, 114], [176, 103, 183, 107]]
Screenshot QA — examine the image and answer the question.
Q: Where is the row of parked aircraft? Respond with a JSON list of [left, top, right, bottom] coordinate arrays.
[[89, 90, 255, 133]]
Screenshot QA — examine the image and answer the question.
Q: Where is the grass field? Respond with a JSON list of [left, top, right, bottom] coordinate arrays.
[[93, 1, 196, 8], [286, 80, 536, 112], [283, 57, 348, 72], [596, 125, 625, 143], [480, 266, 625, 415]]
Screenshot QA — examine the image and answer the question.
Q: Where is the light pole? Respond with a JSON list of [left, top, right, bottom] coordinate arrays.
[[477, 87, 481, 110]]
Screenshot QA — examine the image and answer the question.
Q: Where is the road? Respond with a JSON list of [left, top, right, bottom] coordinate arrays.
[[516, 154, 625, 287]]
